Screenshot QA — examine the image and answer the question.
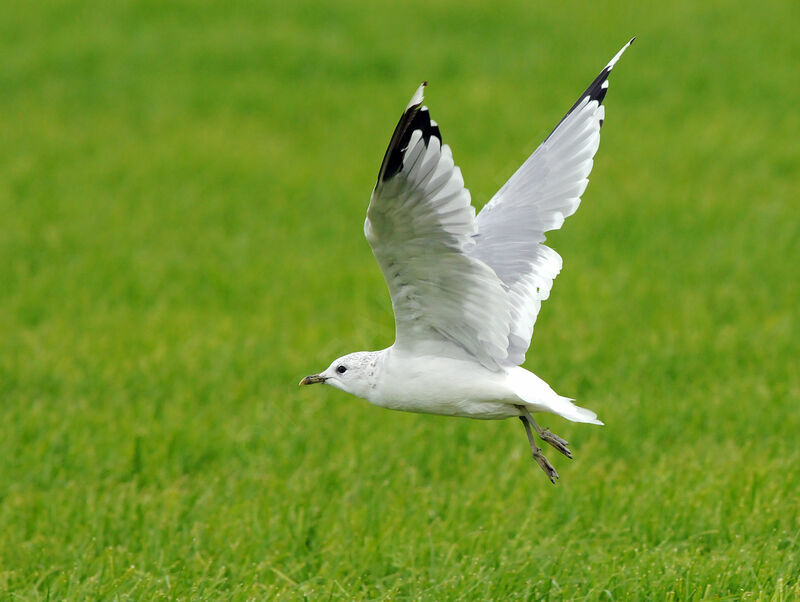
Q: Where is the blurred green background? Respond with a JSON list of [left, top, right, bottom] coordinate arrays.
[[1, 0, 798, 598]]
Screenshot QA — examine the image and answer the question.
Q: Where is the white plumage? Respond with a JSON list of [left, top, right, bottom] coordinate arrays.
[[301, 39, 634, 482]]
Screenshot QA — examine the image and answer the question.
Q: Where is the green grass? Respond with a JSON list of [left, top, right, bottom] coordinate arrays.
[[1, 0, 799, 598]]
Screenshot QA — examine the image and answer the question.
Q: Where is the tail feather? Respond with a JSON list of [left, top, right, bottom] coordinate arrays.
[[546, 395, 604, 425], [507, 367, 603, 425]]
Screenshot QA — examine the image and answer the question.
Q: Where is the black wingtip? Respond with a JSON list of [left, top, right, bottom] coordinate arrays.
[[544, 40, 633, 141], [376, 84, 443, 184]]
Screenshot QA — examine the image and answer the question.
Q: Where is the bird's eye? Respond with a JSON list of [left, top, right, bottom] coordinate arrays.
[[336, 365, 347, 374]]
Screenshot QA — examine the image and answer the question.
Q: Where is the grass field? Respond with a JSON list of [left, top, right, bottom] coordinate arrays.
[[1, 0, 799, 598]]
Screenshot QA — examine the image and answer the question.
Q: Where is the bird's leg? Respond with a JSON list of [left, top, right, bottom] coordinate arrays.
[[518, 414, 558, 484], [518, 406, 572, 459]]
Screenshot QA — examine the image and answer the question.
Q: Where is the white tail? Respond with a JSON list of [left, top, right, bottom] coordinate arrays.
[[507, 367, 604, 425]]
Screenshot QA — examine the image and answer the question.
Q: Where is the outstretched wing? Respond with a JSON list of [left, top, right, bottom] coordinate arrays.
[[470, 38, 634, 365], [365, 84, 513, 370]]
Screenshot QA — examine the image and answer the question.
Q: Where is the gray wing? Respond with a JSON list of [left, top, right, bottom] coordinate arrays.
[[470, 38, 634, 365], [365, 84, 514, 370]]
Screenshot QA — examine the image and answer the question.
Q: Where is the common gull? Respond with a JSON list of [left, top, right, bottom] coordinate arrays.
[[301, 39, 634, 482]]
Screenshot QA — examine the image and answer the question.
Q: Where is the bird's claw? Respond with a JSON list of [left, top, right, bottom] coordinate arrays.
[[540, 428, 572, 459], [533, 450, 559, 484]]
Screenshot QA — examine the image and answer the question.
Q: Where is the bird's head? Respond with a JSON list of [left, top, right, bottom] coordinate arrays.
[[299, 351, 380, 400]]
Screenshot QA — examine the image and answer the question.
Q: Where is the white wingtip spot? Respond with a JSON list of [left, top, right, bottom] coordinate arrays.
[[406, 82, 427, 110], [606, 37, 635, 71]]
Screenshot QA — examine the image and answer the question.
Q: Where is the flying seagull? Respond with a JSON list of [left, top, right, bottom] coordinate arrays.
[[301, 39, 634, 483]]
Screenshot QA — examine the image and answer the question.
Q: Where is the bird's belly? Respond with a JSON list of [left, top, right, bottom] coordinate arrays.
[[368, 354, 521, 419], [381, 397, 519, 420]]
